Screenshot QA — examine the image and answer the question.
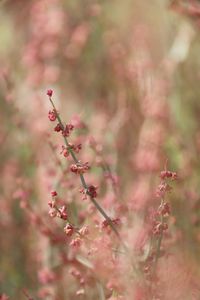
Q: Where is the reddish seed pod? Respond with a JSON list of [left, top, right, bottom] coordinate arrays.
[[64, 224, 74, 236], [172, 172, 178, 180], [60, 212, 68, 220], [48, 110, 57, 122], [74, 143, 82, 153], [48, 208, 57, 218], [51, 191, 57, 197], [166, 171, 172, 177], [48, 201, 54, 208], [70, 162, 90, 174], [112, 217, 121, 226], [152, 222, 163, 235], [47, 89, 53, 97], [160, 171, 166, 179], [54, 123, 62, 132], [160, 170, 178, 180], [79, 188, 87, 200], [156, 182, 172, 198], [87, 185, 97, 198], [159, 202, 171, 216], [102, 220, 109, 228], [70, 164, 78, 173], [60, 145, 69, 157], [160, 170, 172, 179], [62, 124, 74, 137], [68, 124, 74, 131], [57, 205, 68, 220]]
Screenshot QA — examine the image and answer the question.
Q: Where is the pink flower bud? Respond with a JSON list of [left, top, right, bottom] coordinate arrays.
[[64, 224, 74, 236], [47, 89, 53, 97], [51, 191, 57, 197]]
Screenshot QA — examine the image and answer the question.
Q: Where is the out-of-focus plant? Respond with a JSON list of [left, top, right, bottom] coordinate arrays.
[[1, 0, 200, 299]]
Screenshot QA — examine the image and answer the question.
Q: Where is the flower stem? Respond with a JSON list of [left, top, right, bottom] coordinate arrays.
[[152, 198, 164, 276], [48, 96, 122, 242]]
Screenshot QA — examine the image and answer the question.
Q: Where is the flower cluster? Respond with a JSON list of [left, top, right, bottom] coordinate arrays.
[[156, 169, 178, 198], [48, 191, 68, 220], [44, 89, 185, 300], [79, 185, 98, 200], [141, 166, 178, 296], [62, 124, 74, 137], [4, 2, 200, 299], [152, 219, 168, 236], [160, 170, 178, 180], [70, 162, 90, 174], [53, 121, 74, 137], [64, 223, 74, 236], [54, 123, 63, 132], [102, 217, 121, 229], [48, 109, 57, 122], [87, 185, 98, 198], [60, 143, 82, 158]]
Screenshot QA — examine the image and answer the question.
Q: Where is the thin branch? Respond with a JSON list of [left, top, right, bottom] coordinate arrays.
[[48, 95, 123, 243]]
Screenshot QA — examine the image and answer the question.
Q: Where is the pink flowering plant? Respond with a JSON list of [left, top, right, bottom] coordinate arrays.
[[1, 1, 200, 299], [42, 89, 179, 299]]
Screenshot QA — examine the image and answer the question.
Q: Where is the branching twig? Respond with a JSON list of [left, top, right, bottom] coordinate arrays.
[[47, 94, 123, 243]]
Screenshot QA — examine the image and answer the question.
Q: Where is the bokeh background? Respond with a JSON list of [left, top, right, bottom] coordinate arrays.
[[1, 0, 200, 299]]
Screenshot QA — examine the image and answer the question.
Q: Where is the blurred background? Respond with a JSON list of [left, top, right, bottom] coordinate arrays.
[[1, 0, 200, 299]]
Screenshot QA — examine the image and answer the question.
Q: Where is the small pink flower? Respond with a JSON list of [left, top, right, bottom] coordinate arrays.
[[54, 123, 62, 132], [47, 89, 53, 97], [64, 224, 74, 236], [160, 170, 178, 180], [48, 208, 57, 218], [159, 202, 171, 217], [112, 217, 121, 226], [87, 185, 98, 198], [48, 200, 55, 208], [57, 205, 68, 220], [62, 123, 74, 137], [60, 145, 69, 157], [70, 162, 90, 174], [156, 182, 172, 198], [51, 190, 57, 197], [79, 188, 87, 200], [74, 143, 82, 153], [48, 110, 57, 121]]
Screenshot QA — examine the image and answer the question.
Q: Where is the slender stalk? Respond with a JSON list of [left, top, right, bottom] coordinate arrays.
[[152, 198, 164, 276]]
